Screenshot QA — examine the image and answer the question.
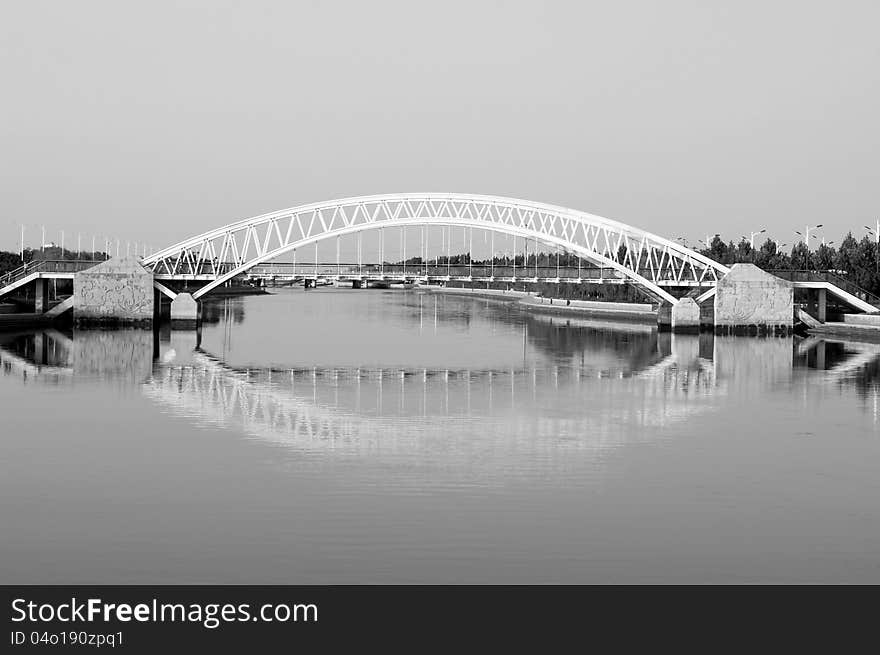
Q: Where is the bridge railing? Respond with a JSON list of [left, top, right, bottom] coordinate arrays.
[[157, 259, 718, 284], [241, 263, 637, 280], [0, 260, 46, 288], [0, 260, 103, 290], [768, 269, 880, 308]]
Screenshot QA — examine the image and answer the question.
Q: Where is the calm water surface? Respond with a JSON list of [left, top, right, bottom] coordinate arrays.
[[2, 289, 880, 583]]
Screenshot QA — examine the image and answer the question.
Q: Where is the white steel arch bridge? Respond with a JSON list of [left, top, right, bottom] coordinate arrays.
[[143, 193, 731, 304]]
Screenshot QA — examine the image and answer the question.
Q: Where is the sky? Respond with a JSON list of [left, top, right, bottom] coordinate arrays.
[[1, 0, 878, 257]]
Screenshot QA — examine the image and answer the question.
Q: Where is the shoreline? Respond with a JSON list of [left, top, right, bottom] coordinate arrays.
[[422, 286, 530, 302], [423, 285, 658, 322], [807, 323, 880, 343]]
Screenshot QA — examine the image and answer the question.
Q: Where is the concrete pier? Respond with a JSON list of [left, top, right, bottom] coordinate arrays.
[[170, 293, 199, 329], [34, 278, 49, 313], [670, 298, 700, 333]]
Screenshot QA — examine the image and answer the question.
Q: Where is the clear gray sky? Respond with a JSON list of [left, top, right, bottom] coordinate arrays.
[[1, 0, 878, 254]]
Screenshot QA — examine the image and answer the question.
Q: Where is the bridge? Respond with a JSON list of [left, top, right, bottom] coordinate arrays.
[[140, 193, 731, 305], [1, 193, 878, 330]]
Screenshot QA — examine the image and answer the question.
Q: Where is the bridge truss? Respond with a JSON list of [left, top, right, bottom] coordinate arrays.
[[143, 193, 730, 303]]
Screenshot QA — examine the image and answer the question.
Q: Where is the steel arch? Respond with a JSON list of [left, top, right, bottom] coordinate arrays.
[[143, 193, 730, 303]]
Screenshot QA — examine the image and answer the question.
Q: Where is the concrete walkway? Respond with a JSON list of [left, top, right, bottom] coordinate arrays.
[[517, 295, 657, 321]]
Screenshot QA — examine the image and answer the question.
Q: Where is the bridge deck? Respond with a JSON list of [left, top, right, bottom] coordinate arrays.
[[155, 272, 716, 288]]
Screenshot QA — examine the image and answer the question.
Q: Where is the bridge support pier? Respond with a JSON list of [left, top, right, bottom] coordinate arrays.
[[170, 293, 199, 329], [714, 264, 793, 334], [818, 288, 827, 323], [34, 278, 48, 313], [671, 298, 700, 333]]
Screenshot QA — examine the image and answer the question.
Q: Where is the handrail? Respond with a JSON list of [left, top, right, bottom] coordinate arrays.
[[767, 269, 880, 308], [0, 259, 103, 289], [0, 260, 46, 287]]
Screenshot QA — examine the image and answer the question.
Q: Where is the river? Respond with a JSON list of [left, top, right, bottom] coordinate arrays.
[[1, 288, 879, 583]]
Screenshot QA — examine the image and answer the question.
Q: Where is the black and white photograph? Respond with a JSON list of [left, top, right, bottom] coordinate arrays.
[[2, 0, 879, 648]]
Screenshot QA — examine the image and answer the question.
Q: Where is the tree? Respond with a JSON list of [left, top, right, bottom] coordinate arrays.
[[835, 233, 859, 275], [813, 243, 836, 271], [733, 238, 754, 263], [699, 235, 728, 264], [0, 251, 23, 275], [790, 242, 811, 270], [754, 238, 790, 270]]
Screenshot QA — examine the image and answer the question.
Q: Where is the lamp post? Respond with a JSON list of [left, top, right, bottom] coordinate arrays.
[[866, 222, 880, 275], [794, 224, 823, 250], [698, 234, 718, 249], [744, 228, 766, 248]]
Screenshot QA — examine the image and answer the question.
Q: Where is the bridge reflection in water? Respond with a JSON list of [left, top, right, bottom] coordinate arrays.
[[3, 321, 880, 458]]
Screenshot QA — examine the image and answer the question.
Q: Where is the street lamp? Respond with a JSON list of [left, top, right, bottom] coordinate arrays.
[[794, 224, 823, 249], [865, 222, 880, 274], [698, 233, 720, 249], [744, 228, 766, 248]]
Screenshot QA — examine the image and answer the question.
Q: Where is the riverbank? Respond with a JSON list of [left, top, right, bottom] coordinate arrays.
[[422, 286, 530, 302], [423, 285, 658, 322], [808, 323, 880, 343], [203, 285, 270, 297], [517, 295, 657, 322]]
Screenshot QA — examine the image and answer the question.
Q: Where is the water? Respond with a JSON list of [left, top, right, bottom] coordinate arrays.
[[2, 288, 880, 583]]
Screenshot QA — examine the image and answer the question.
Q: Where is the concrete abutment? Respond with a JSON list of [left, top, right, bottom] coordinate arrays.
[[713, 264, 794, 334]]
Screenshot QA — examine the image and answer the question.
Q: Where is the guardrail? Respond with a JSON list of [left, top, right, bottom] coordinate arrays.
[[767, 269, 880, 308], [0, 260, 102, 289], [243, 263, 629, 280]]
